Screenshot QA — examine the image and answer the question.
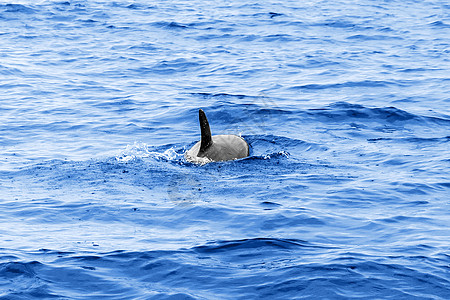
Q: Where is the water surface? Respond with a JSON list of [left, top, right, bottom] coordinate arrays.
[[1, 1, 449, 299]]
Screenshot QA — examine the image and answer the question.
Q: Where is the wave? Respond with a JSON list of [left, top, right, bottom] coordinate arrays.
[[152, 21, 190, 30], [0, 65, 24, 76], [303, 102, 450, 125], [2, 243, 448, 299], [290, 80, 407, 90], [1, 4, 35, 14], [193, 238, 314, 253], [187, 98, 450, 127]]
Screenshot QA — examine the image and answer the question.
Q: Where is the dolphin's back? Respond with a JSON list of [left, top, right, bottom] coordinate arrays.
[[204, 135, 249, 161]]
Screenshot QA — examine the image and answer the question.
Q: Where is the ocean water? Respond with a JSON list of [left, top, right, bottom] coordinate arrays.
[[1, 0, 449, 299]]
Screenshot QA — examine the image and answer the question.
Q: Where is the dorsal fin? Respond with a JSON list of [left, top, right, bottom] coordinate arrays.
[[199, 109, 212, 153]]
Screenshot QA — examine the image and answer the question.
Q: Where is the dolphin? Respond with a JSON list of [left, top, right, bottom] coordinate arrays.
[[185, 109, 249, 164]]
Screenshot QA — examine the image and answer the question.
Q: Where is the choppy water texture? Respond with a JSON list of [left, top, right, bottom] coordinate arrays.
[[1, 0, 450, 299]]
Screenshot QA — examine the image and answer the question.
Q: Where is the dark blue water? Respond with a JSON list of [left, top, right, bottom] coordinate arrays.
[[1, 1, 450, 299]]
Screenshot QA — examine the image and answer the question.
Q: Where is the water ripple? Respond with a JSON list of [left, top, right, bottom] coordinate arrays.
[[1, 0, 449, 298]]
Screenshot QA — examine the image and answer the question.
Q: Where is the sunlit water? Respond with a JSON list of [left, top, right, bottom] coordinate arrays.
[[1, 1, 449, 299]]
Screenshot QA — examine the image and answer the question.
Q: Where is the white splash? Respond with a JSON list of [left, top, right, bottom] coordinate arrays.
[[116, 142, 179, 163]]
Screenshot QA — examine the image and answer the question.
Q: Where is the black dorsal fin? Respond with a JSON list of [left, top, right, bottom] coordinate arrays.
[[199, 109, 212, 153]]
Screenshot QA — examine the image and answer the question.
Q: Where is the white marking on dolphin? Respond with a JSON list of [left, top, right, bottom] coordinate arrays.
[[185, 109, 249, 164]]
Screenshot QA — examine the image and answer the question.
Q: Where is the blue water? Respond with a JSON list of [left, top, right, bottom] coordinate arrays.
[[1, 0, 449, 299]]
